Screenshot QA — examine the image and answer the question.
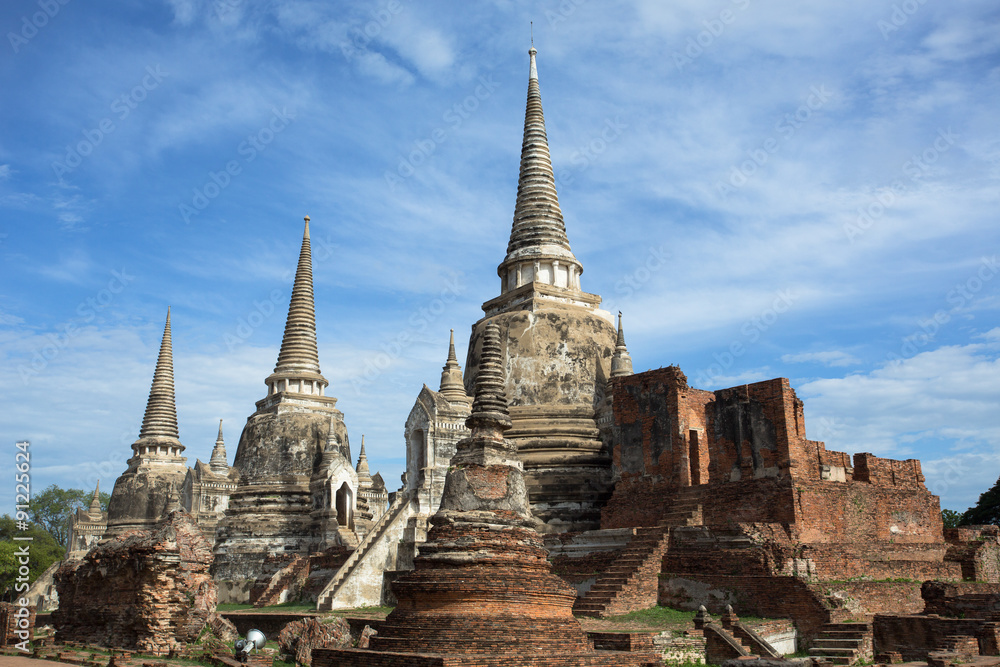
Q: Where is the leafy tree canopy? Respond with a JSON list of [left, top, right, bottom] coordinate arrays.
[[0, 514, 64, 599], [941, 508, 964, 529], [27, 484, 110, 549], [961, 476, 1000, 527]]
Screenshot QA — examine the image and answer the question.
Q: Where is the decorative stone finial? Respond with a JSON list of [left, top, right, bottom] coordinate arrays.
[[320, 414, 341, 467], [164, 482, 180, 514], [693, 605, 712, 629], [439, 329, 471, 405], [610, 311, 634, 379], [266, 216, 328, 396]]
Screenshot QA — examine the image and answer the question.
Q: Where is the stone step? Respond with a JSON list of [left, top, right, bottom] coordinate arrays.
[[813, 639, 862, 649], [822, 623, 871, 632], [809, 648, 858, 658]]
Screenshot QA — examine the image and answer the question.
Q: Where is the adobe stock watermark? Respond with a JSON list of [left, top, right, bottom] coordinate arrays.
[[213, 0, 243, 20], [17, 268, 135, 384], [692, 288, 796, 387], [877, 0, 930, 40], [179, 106, 296, 223], [615, 245, 670, 297], [340, 0, 409, 62], [716, 84, 832, 200], [51, 65, 168, 178], [546, 0, 590, 28], [7, 0, 71, 53], [673, 0, 751, 72], [554, 116, 628, 190], [223, 233, 338, 351], [926, 457, 969, 499], [350, 274, 465, 395], [886, 255, 998, 365], [843, 128, 957, 244], [384, 76, 500, 191]]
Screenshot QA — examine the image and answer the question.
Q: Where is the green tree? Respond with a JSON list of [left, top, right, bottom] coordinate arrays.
[[941, 508, 964, 529], [27, 484, 109, 549], [0, 515, 64, 599], [961, 476, 1000, 526]]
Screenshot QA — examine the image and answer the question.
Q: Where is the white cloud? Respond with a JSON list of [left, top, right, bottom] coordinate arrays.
[[782, 350, 861, 367], [796, 340, 1000, 510]]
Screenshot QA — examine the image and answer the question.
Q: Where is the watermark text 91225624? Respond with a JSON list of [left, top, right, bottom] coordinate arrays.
[[12, 440, 34, 653]]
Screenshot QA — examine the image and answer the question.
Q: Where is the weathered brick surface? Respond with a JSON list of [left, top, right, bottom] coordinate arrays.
[[873, 614, 999, 660], [52, 510, 216, 655], [922, 581, 1000, 618], [0, 602, 35, 648], [276, 616, 352, 666]]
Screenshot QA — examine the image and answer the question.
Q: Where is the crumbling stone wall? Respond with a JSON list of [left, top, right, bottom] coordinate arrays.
[[53, 510, 216, 655]]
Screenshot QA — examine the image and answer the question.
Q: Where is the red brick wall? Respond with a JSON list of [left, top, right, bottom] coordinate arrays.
[[854, 453, 924, 486], [873, 614, 996, 661], [793, 480, 943, 544], [821, 581, 925, 615]]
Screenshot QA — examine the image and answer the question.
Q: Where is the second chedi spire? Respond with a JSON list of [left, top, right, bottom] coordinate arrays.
[[265, 216, 329, 397]]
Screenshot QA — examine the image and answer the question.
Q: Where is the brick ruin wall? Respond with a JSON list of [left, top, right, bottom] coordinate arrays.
[[873, 614, 1000, 661], [921, 581, 1000, 617], [602, 370, 946, 558], [601, 367, 714, 528], [52, 510, 217, 654]]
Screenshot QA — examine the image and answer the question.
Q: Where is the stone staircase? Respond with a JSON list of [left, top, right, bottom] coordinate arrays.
[[316, 491, 409, 611], [253, 554, 309, 607], [573, 487, 704, 618], [808, 622, 872, 665]]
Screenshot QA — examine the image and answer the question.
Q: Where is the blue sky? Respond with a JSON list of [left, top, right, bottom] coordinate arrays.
[[1, 0, 998, 516]]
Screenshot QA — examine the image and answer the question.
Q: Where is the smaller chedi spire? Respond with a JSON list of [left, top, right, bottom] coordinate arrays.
[[265, 215, 329, 398], [87, 481, 102, 517], [452, 321, 516, 468], [610, 311, 634, 379], [209, 419, 229, 474], [438, 329, 471, 405], [356, 435, 371, 482]]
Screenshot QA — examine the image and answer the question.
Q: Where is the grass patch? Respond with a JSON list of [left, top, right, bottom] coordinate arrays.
[[329, 605, 394, 618], [217, 601, 316, 613], [605, 606, 698, 625]]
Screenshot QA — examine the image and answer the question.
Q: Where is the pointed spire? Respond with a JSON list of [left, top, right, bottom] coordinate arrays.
[[267, 215, 328, 394], [87, 481, 102, 517], [497, 45, 582, 292], [137, 307, 182, 443], [610, 311, 634, 379], [209, 419, 229, 474], [465, 321, 512, 441], [356, 435, 371, 480], [439, 329, 471, 405]]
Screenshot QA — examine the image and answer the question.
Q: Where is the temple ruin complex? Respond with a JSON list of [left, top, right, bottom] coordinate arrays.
[[48, 44, 1000, 664]]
